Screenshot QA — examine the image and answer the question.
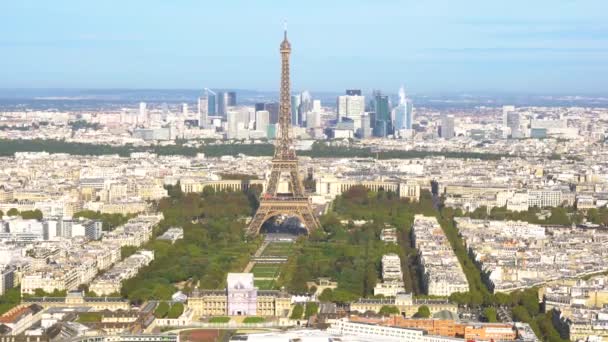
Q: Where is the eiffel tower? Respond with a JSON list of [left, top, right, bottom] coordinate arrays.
[[247, 28, 320, 235]]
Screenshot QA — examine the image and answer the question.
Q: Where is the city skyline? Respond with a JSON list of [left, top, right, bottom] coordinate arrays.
[[2, 0, 608, 93], [2, 2, 608, 341]]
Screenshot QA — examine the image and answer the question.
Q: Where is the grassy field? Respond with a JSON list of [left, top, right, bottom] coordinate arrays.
[[76, 312, 102, 323], [208, 316, 231, 323], [254, 279, 276, 290], [251, 263, 282, 278], [261, 242, 293, 256]]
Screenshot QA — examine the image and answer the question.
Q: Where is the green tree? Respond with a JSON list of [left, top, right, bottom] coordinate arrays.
[[21, 209, 43, 220], [318, 288, 333, 302], [512, 305, 532, 322], [520, 288, 540, 316], [379, 305, 400, 316], [304, 302, 319, 318], [494, 292, 511, 306], [290, 304, 304, 319], [121, 246, 138, 260], [449, 292, 472, 305], [0, 287, 21, 315], [484, 307, 498, 322], [7, 208, 19, 216], [414, 305, 431, 318]]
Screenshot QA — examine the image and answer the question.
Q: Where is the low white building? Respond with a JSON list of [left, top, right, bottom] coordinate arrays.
[[329, 318, 464, 342]]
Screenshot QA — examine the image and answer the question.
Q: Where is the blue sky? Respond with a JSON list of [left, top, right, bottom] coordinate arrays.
[[1, 0, 607, 94]]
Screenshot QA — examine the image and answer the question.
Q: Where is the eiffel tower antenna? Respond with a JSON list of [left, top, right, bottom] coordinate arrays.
[[247, 27, 320, 235]]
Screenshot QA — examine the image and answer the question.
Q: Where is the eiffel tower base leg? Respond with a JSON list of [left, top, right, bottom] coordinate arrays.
[[247, 200, 320, 236]]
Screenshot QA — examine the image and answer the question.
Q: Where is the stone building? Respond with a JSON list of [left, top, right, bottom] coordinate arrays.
[[188, 273, 291, 318], [350, 292, 457, 317]]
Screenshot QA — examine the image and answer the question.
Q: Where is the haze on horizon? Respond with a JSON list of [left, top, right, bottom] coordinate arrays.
[[1, 0, 607, 95]]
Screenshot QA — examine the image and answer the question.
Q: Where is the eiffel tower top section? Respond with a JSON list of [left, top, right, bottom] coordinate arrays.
[[276, 28, 296, 161], [280, 28, 291, 52]]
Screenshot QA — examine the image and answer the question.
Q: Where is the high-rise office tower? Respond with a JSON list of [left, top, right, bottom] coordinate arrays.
[[298, 90, 313, 124], [266, 102, 280, 124], [227, 91, 237, 106], [217, 92, 230, 117], [360, 114, 372, 138], [313, 100, 321, 112], [138, 102, 147, 125], [373, 94, 391, 137], [207, 90, 217, 116], [198, 88, 216, 127], [441, 114, 455, 139], [502, 105, 515, 127], [291, 95, 301, 126], [337, 93, 365, 123], [346, 89, 362, 96], [394, 86, 414, 130], [507, 111, 521, 138], [306, 111, 321, 128], [181, 103, 189, 116], [255, 103, 266, 112], [198, 97, 208, 127], [369, 90, 382, 112], [226, 109, 249, 139], [255, 110, 270, 133]]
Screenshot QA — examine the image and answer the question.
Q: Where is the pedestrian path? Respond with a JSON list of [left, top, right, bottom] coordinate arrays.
[[242, 235, 294, 289]]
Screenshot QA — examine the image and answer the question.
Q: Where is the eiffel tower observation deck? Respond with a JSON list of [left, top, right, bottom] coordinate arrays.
[[247, 28, 320, 235]]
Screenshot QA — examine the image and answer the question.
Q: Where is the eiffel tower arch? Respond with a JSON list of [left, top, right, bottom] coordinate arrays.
[[247, 29, 320, 235]]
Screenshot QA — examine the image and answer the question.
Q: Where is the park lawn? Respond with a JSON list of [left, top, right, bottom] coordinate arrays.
[[251, 264, 282, 278], [77, 312, 102, 323], [261, 243, 293, 256], [208, 316, 231, 323], [243, 316, 265, 323], [254, 279, 276, 290]]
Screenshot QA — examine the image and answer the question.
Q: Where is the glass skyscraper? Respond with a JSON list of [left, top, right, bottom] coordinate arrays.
[[373, 94, 391, 137], [291, 95, 301, 126], [394, 100, 414, 130], [207, 91, 217, 115]]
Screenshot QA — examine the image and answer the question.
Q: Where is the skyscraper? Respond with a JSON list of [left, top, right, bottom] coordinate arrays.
[[207, 90, 217, 116], [198, 88, 215, 127], [198, 96, 208, 127], [181, 103, 189, 116], [359, 114, 372, 138], [255, 110, 270, 134], [312, 100, 321, 112], [226, 109, 249, 139], [440, 114, 455, 139], [507, 111, 521, 138], [306, 111, 321, 128], [373, 94, 391, 137], [337, 92, 365, 124], [290, 95, 301, 126], [266, 102, 280, 124], [298, 90, 313, 125], [502, 105, 515, 127], [227, 91, 237, 106], [394, 86, 414, 130], [217, 92, 229, 117], [255, 103, 266, 112], [346, 89, 362, 96], [138, 102, 147, 125]]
